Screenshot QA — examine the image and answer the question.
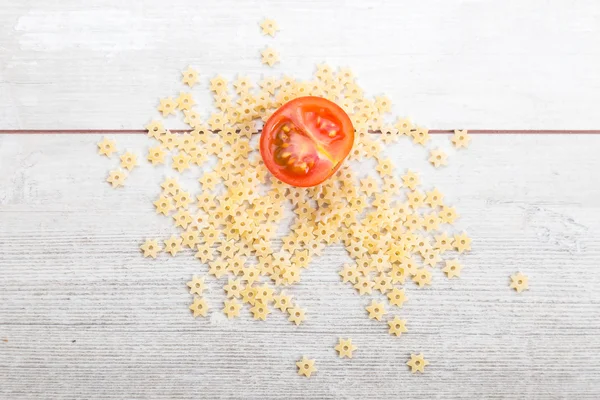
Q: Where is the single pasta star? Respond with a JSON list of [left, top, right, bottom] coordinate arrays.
[[164, 235, 182, 256], [387, 287, 407, 307], [451, 129, 471, 148], [443, 259, 463, 278], [411, 127, 430, 145], [429, 149, 448, 168], [412, 268, 432, 288], [145, 120, 166, 139], [510, 272, 529, 293], [97, 137, 117, 157], [106, 169, 126, 188], [223, 278, 243, 299], [157, 97, 177, 117], [288, 305, 306, 325], [186, 275, 205, 296], [406, 353, 429, 373], [119, 152, 137, 171], [260, 18, 279, 37], [176, 92, 195, 111], [273, 291, 293, 312], [161, 177, 180, 196], [296, 356, 317, 378], [250, 303, 271, 321], [339, 263, 359, 284], [181, 66, 199, 87], [189, 297, 208, 318], [401, 169, 420, 190], [335, 338, 357, 359], [453, 232, 472, 253], [223, 299, 241, 319], [388, 316, 408, 336], [147, 146, 166, 165], [425, 188, 445, 208], [153, 196, 174, 216], [261, 47, 280, 67], [354, 276, 374, 295], [366, 299, 386, 321], [140, 239, 160, 259]]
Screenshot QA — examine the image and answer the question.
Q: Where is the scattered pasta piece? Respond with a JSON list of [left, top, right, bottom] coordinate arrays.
[[189, 297, 208, 318], [250, 303, 271, 320], [288, 306, 306, 325], [97, 137, 116, 157], [406, 353, 429, 373], [187, 275, 206, 295], [335, 338, 357, 359], [442, 259, 463, 278], [429, 149, 448, 168], [145, 120, 166, 139], [223, 299, 241, 318], [182, 66, 199, 87], [366, 300, 386, 321], [388, 316, 408, 336], [261, 47, 280, 67], [158, 97, 177, 117], [120, 152, 137, 171], [387, 287, 407, 307], [412, 268, 432, 288], [453, 232, 472, 253], [451, 129, 471, 148], [147, 146, 166, 165], [106, 169, 126, 188], [510, 272, 529, 293], [260, 18, 279, 37], [164, 235, 183, 256], [296, 357, 317, 378], [140, 239, 160, 258]]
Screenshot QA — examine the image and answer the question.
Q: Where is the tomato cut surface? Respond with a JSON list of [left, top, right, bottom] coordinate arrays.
[[259, 96, 354, 187]]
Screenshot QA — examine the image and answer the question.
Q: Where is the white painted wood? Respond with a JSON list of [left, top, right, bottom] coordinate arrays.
[[1, 0, 600, 130], [1, 133, 600, 399]]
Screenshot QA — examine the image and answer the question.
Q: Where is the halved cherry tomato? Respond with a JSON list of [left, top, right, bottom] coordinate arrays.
[[259, 96, 354, 187]]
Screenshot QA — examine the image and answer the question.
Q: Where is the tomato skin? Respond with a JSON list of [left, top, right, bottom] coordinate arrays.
[[259, 96, 354, 187]]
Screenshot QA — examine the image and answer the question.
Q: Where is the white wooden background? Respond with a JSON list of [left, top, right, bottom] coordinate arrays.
[[2, 1, 600, 399]]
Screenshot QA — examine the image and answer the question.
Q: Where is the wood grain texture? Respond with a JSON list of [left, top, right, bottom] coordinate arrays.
[[1, 133, 600, 399], [1, 0, 600, 130]]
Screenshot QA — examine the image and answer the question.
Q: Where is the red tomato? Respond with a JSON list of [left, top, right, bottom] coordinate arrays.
[[259, 96, 354, 187]]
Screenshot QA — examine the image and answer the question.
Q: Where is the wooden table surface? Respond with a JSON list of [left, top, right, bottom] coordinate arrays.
[[1, 1, 600, 399]]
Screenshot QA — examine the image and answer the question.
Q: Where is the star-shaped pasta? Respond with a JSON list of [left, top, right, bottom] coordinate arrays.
[[440, 205, 459, 224], [425, 188, 445, 208], [240, 285, 257, 305], [429, 149, 448, 168], [164, 235, 182, 256], [453, 232, 472, 253], [388, 316, 408, 336], [157, 97, 177, 117], [261, 47, 280, 67], [182, 66, 199, 87], [366, 300, 386, 321], [106, 169, 126, 188], [172, 152, 191, 173], [273, 291, 293, 312], [223, 299, 241, 319], [411, 127, 430, 145], [223, 279, 243, 299], [387, 287, 407, 307], [208, 259, 228, 278], [181, 229, 200, 248], [354, 276, 374, 295], [147, 146, 166, 165], [412, 268, 432, 288], [97, 137, 117, 157], [296, 357, 317, 378], [375, 158, 394, 177], [119, 152, 137, 171], [260, 18, 279, 37], [401, 170, 420, 190], [161, 178, 180, 195], [189, 297, 208, 318], [153, 196, 174, 216], [434, 233, 453, 252], [140, 239, 160, 258], [335, 338, 357, 359], [176, 92, 195, 111], [209, 75, 228, 94], [173, 191, 191, 209], [186, 275, 205, 295], [373, 273, 393, 294], [145, 120, 165, 139], [443, 259, 463, 278], [250, 303, 271, 321], [159, 130, 178, 150], [254, 284, 274, 304], [288, 305, 306, 325], [195, 243, 215, 264], [339, 263, 359, 284], [407, 353, 429, 373], [451, 129, 471, 148], [395, 117, 414, 135], [510, 272, 529, 293]]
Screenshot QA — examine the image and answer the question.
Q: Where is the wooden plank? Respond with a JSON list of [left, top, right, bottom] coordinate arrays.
[[1, 133, 599, 399], [1, 0, 600, 130]]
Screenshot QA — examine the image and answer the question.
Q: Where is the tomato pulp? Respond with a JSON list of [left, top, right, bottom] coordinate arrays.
[[259, 96, 354, 187]]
